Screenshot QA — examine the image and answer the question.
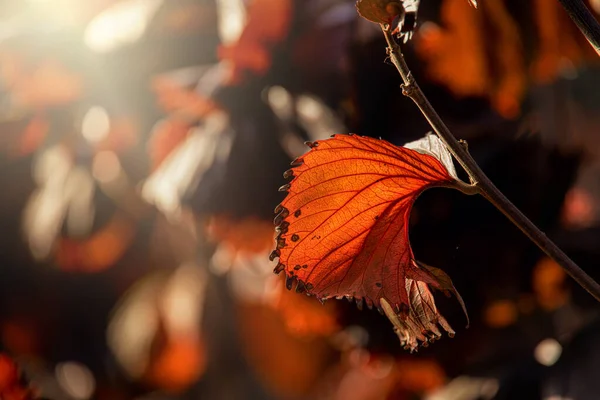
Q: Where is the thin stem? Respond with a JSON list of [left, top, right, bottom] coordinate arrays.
[[381, 24, 600, 302], [439, 181, 481, 196], [557, 0, 600, 56]]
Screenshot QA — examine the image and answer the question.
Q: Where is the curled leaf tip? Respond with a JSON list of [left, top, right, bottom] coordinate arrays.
[[380, 288, 454, 352], [415, 260, 470, 328]]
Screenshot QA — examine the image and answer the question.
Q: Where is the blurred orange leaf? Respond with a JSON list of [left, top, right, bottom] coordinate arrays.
[[218, 0, 292, 83], [272, 278, 339, 338], [236, 301, 334, 398], [56, 213, 136, 272], [414, 0, 525, 118], [208, 216, 275, 256], [18, 115, 49, 157], [483, 299, 518, 328], [146, 336, 207, 393], [414, 0, 490, 98], [394, 358, 446, 393], [531, 0, 599, 84], [15, 59, 83, 108], [533, 257, 568, 311]]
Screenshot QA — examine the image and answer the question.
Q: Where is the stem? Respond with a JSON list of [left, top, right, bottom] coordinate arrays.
[[439, 181, 481, 196], [557, 0, 600, 56], [381, 25, 600, 302]]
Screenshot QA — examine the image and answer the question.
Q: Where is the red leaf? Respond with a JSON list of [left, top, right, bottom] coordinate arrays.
[[0, 355, 19, 392], [0, 354, 36, 400], [272, 134, 465, 349]]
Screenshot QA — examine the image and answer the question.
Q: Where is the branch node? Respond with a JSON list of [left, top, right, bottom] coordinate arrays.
[[401, 73, 416, 98], [458, 140, 478, 184]]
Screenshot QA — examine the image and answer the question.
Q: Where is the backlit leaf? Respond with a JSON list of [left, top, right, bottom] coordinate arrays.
[[272, 134, 466, 350]]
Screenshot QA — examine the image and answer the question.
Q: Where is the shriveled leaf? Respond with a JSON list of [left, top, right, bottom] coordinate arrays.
[[398, 1, 420, 38], [272, 134, 464, 348], [415, 261, 469, 327], [356, 0, 403, 24], [381, 261, 468, 352], [380, 278, 454, 352]]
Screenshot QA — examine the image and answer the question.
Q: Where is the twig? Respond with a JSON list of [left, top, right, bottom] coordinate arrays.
[[381, 24, 600, 302], [557, 0, 600, 56]]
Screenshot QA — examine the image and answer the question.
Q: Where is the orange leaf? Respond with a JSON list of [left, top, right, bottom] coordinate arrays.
[[272, 134, 465, 350]]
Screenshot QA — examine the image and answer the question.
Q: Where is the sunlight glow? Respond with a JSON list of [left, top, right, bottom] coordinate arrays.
[[24, 146, 73, 259], [82, 106, 110, 143], [55, 362, 96, 400], [267, 86, 346, 159], [425, 376, 499, 400], [142, 113, 232, 220], [296, 94, 345, 140], [267, 86, 294, 121], [161, 264, 207, 337], [107, 274, 162, 379], [226, 250, 280, 302], [84, 0, 163, 53], [64, 167, 95, 237], [215, 0, 247, 45], [535, 338, 563, 367]]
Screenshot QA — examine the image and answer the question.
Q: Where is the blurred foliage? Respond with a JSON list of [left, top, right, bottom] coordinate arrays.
[[0, 0, 597, 399]]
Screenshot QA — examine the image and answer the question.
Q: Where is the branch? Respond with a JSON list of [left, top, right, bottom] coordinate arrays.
[[381, 24, 600, 302], [557, 0, 600, 56]]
